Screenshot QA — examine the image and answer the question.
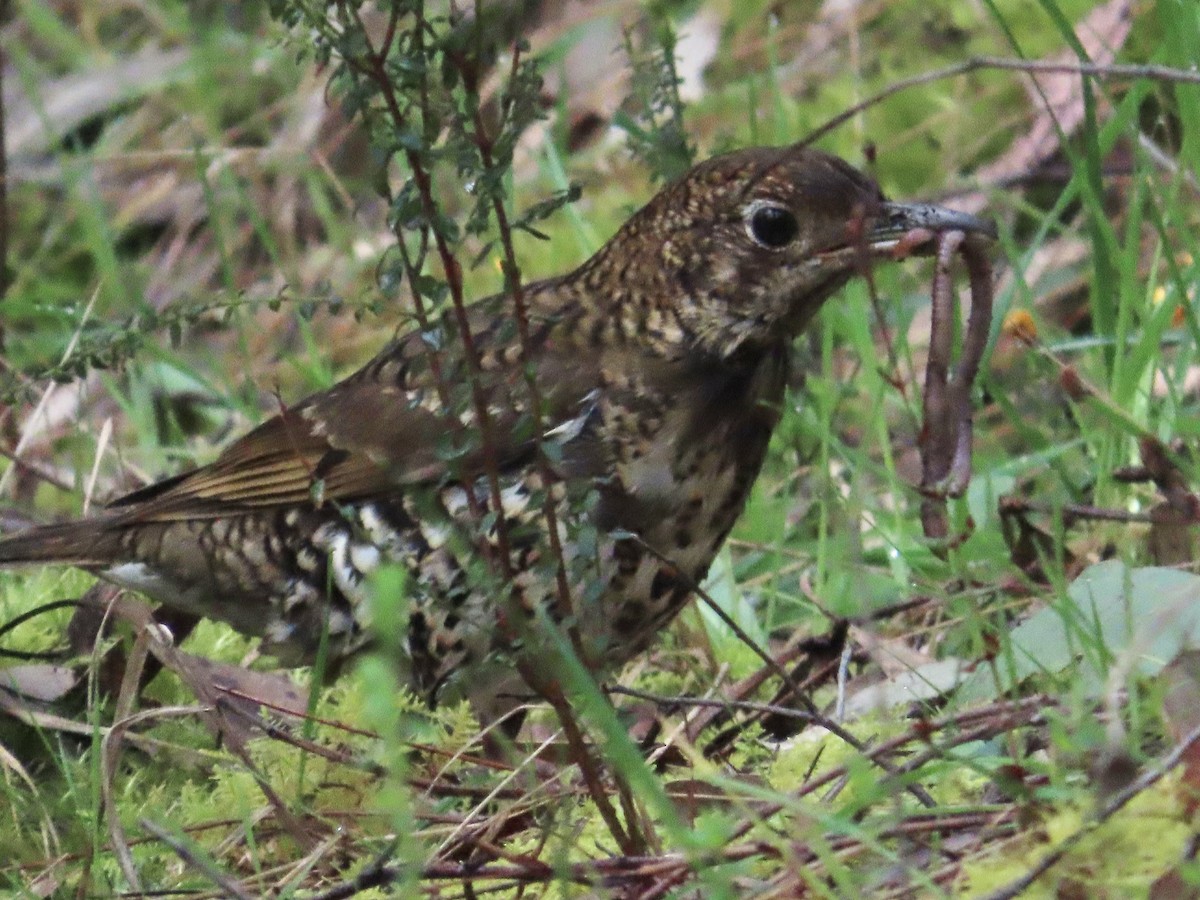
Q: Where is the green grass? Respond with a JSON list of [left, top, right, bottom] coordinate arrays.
[[2, 0, 1200, 896]]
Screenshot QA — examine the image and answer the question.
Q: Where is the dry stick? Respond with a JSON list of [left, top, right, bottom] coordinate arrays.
[[999, 495, 1156, 524], [691, 644, 816, 734], [344, 2, 515, 575], [631, 538, 855, 764], [303, 860, 403, 900], [430, 729, 567, 859], [451, 37, 650, 854], [310, 850, 660, 898], [0, 442, 77, 494], [137, 798, 255, 900], [638, 870, 692, 900], [873, 717, 1042, 795], [107, 597, 319, 851], [609, 686, 935, 811], [723, 696, 1048, 847], [387, 814, 1023, 897], [980, 719, 1200, 900], [915, 830, 1019, 897], [108, 702, 244, 891], [799, 57, 1200, 153], [762, 808, 1022, 897], [216, 685, 541, 789], [100, 623, 154, 893], [612, 685, 843, 727], [467, 42, 582, 656], [213, 699, 384, 778], [320, 831, 855, 897], [518, 660, 639, 854], [700, 662, 840, 768], [631, 535, 812, 708], [627, 537, 935, 810], [833, 808, 1019, 847]]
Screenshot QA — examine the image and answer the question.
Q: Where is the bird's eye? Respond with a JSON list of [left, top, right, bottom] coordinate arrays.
[[746, 202, 799, 249]]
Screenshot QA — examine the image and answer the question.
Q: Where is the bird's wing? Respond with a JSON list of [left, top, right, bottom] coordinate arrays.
[[108, 296, 600, 523]]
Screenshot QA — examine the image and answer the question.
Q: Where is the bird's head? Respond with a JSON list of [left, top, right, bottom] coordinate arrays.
[[584, 145, 995, 361]]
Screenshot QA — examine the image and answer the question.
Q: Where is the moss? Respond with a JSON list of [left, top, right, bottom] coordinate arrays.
[[958, 773, 1195, 897]]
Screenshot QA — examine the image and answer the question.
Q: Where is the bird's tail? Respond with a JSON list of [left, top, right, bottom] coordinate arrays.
[[0, 520, 121, 568]]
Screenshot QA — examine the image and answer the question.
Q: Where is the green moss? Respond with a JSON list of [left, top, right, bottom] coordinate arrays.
[[958, 774, 1195, 896]]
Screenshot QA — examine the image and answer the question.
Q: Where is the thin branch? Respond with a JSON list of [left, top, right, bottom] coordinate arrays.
[[139, 818, 254, 900], [465, 41, 581, 653], [341, 1, 515, 574], [980, 720, 1200, 900], [799, 57, 1200, 151], [630, 534, 814, 710], [610, 685, 936, 809]]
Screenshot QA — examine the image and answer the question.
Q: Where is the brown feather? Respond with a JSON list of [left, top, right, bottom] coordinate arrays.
[[95, 296, 601, 527]]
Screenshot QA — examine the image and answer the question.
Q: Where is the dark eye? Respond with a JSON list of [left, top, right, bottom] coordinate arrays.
[[746, 203, 799, 249]]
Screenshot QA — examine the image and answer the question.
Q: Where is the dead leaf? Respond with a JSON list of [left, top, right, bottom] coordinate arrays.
[[1161, 651, 1200, 816], [0, 664, 79, 703]]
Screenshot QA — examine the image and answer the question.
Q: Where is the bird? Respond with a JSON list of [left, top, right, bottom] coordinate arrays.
[[0, 145, 994, 721]]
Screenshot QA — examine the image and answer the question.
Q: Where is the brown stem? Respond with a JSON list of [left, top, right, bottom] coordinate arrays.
[[341, 1, 515, 574], [519, 660, 645, 855], [462, 42, 582, 654], [797, 57, 1200, 153]]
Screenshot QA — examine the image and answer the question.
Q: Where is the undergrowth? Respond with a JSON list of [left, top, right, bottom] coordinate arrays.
[[2, 0, 1200, 897]]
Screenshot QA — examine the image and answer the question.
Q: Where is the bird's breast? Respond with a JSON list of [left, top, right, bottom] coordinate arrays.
[[593, 346, 790, 581]]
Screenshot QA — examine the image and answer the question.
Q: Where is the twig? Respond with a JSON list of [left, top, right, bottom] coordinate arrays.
[[339, 1, 514, 574], [799, 57, 1200, 152], [725, 696, 1049, 844], [999, 495, 1156, 524], [139, 818, 254, 900], [630, 535, 814, 711], [610, 685, 936, 809], [462, 41, 582, 652], [979, 720, 1200, 900], [0, 443, 75, 494], [519, 662, 643, 854]]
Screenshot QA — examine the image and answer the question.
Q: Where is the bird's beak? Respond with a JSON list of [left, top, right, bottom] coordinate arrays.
[[813, 200, 996, 267], [867, 201, 997, 255]]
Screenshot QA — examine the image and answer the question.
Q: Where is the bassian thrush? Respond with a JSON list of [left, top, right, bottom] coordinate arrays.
[[0, 146, 993, 720]]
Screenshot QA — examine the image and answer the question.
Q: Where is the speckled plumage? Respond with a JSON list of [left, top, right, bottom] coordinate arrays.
[[0, 146, 993, 719]]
